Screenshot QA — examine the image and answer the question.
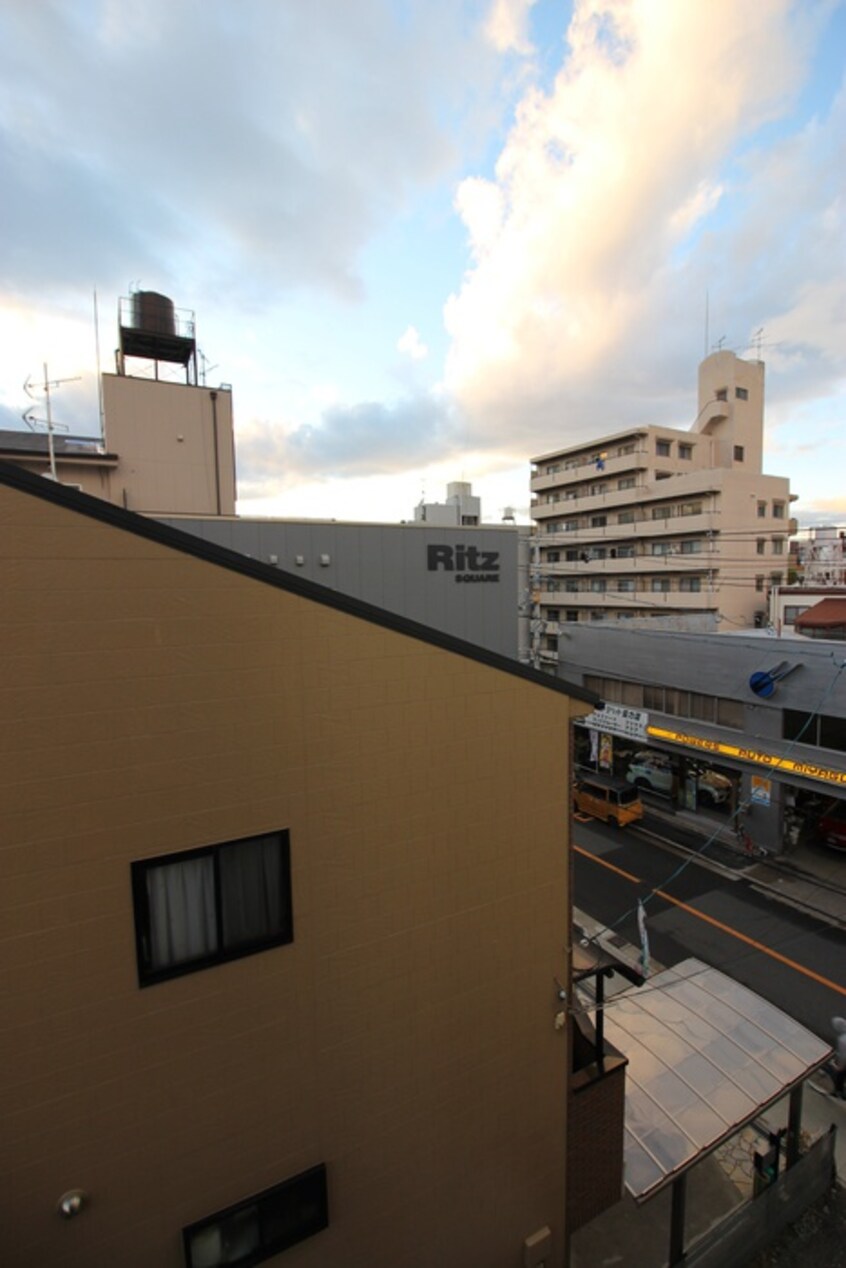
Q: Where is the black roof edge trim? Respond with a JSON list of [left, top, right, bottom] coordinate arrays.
[[0, 461, 599, 706]]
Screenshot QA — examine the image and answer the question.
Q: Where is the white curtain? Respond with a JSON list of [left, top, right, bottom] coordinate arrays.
[[218, 834, 284, 948], [147, 855, 217, 970]]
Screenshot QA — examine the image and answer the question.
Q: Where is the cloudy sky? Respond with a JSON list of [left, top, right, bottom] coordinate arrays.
[[1, 0, 844, 524]]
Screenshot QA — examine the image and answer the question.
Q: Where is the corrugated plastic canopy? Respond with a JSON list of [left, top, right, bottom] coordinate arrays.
[[602, 959, 831, 1202]]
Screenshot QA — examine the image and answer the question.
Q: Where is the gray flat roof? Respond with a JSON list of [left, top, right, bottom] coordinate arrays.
[[603, 959, 831, 1202]]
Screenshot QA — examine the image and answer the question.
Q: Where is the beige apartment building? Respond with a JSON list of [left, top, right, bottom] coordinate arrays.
[[0, 461, 626, 1268], [530, 351, 794, 665]]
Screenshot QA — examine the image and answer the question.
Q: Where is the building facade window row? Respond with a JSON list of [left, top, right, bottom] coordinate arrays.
[[583, 674, 744, 730], [542, 576, 707, 595]]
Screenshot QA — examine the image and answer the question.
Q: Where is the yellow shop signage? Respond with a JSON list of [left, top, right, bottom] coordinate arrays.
[[646, 725, 846, 788]]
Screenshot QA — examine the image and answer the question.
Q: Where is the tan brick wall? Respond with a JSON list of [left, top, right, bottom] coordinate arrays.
[[567, 1060, 626, 1230], [0, 483, 581, 1267]]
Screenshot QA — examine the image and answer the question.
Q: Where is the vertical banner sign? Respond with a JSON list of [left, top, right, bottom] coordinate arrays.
[[599, 732, 613, 771], [637, 900, 650, 978]]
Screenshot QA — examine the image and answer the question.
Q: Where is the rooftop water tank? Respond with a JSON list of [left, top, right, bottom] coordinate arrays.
[[131, 291, 176, 337]]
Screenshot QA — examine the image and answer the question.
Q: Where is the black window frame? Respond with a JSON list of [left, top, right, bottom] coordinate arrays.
[[183, 1164, 328, 1268], [132, 830, 293, 987]]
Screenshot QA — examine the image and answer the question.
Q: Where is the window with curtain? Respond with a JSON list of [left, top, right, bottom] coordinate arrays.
[[132, 831, 292, 986]]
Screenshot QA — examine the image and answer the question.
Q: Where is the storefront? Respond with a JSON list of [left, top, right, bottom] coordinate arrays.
[[575, 706, 846, 853]]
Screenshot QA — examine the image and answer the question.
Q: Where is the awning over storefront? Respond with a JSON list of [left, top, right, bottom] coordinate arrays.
[[602, 959, 831, 1202]]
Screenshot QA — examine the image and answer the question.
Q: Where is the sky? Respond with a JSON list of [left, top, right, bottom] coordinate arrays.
[[1, 0, 844, 526]]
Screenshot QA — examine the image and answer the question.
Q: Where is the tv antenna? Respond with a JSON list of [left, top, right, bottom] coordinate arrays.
[[22, 363, 81, 482], [199, 349, 218, 387]]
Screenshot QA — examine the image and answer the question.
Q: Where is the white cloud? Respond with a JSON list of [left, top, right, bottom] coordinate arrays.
[[444, 0, 829, 454], [397, 325, 429, 361], [484, 0, 538, 55]]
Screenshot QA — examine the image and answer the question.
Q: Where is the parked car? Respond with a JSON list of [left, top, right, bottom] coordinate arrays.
[[625, 752, 674, 797], [818, 800, 846, 851], [573, 774, 644, 828], [696, 769, 733, 806]]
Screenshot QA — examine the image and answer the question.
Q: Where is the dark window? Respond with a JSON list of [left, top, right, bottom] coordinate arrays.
[[773, 502, 785, 519], [757, 539, 766, 555], [680, 540, 701, 555], [565, 548, 578, 561], [679, 443, 693, 460], [819, 715, 846, 754], [735, 386, 748, 400], [656, 440, 671, 457], [546, 608, 560, 621], [618, 477, 636, 490], [734, 445, 744, 462], [565, 609, 579, 622], [591, 515, 607, 528], [757, 501, 767, 518], [715, 388, 728, 401], [132, 831, 292, 987], [546, 551, 560, 562], [784, 710, 819, 745], [618, 511, 635, 524], [184, 1165, 328, 1268]]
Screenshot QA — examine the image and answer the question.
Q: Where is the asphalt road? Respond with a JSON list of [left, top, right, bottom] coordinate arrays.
[[573, 816, 846, 1044]]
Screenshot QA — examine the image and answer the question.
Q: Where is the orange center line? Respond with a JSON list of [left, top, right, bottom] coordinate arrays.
[[574, 842, 846, 998]]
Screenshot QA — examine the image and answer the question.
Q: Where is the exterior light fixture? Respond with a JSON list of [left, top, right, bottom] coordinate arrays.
[[57, 1190, 87, 1219]]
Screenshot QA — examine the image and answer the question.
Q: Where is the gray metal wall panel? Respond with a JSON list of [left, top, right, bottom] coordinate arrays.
[[158, 518, 520, 659]]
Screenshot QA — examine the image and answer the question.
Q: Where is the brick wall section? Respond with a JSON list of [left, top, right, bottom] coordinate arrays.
[[567, 1058, 627, 1230]]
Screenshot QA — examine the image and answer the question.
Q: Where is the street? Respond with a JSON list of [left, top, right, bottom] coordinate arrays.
[[573, 817, 846, 1043]]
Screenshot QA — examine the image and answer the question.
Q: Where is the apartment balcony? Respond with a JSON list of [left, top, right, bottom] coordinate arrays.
[[539, 553, 715, 576], [532, 482, 649, 520], [530, 448, 647, 493], [540, 511, 718, 546], [538, 584, 717, 610]]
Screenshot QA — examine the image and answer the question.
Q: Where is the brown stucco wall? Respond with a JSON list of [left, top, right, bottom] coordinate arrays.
[[0, 482, 583, 1267]]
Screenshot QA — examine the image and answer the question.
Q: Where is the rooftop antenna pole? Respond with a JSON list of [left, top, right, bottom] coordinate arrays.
[[22, 364, 81, 483], [43, 362, 58, 482], [93, 289, 105, 442]]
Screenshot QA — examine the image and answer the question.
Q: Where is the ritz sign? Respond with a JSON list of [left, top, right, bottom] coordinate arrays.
[[427, 544, 500, 584]]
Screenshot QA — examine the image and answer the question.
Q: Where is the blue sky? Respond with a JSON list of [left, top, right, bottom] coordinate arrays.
[[1, 0, 844, 525]]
